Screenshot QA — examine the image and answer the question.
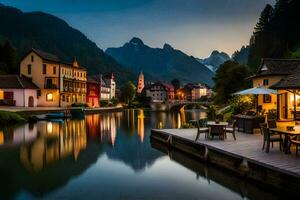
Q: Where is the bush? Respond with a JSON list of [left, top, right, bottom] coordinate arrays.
[[207, 105, 218, 121], [0, 111, 26, 125], [181, 123, 195, 129]]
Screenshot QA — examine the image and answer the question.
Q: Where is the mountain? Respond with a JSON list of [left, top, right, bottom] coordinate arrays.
[[232, 45, 250, 65], [0, 4, 134, 82], [106, 37, 214, 85], [197, 50, 230, 72]]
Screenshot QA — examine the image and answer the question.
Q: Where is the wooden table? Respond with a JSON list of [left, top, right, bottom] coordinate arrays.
[[207, 121, 228, 140], [270, 127, 300, 153]]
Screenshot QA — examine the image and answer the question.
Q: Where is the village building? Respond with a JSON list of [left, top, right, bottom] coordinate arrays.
[[19, 49, 87, 107], [145, 82, 174, 102], [250, 58, 300, 121], [183, 83, 208, 101], [103, 73, 116, 99], [0, 75, 39, 107], [86, 75, 101, 107], [60, 59, 87, 107], [137, 72, 144, 94]]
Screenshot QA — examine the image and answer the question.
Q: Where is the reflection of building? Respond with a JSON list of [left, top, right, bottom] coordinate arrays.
[[85, 113, 117, 145], [0, 124, 37, 146], [20, 120, 87, 172], [137, 72, 144, 94], [145, 82, 174, 102]]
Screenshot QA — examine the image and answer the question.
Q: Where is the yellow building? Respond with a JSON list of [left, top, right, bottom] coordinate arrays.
[[251, 59, 300, 121], [60, 59, 87, 107], [20, 49, 87, 107]]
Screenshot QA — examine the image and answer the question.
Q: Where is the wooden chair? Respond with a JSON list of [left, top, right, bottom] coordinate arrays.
[[195, 120, 209, 141], [288, 136, 300, 155], [210, 125, 225, 140], [261, 126, 283, 153], [267, 119, 277, 128], [225, 120, 237, 140], [259, 123, 267, 135]]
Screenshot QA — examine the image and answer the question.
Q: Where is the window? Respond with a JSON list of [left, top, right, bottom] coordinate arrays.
[[263, 79, 269, 86], [62, 95, 65, 102], [46, 93, 53, 101], [43, 64, 47, 74], [37, 90, 41, 97], [27, 64, 31, 75], [263, 94, 271, 103], [53, 66, 56, 74], [31, 55, 34, 62]]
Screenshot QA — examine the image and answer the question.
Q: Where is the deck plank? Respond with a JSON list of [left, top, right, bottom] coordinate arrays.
[[152, 128, 300, 177]]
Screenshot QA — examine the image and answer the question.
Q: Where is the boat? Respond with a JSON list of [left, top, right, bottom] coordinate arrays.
[[46, 112, 65, 119], [70, 108, 85, 119], [47, 118, 65, 123], [46, 111, 71, 119]]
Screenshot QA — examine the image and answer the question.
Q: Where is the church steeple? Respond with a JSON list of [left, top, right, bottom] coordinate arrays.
[[72, 57, 79, 68], [137, 71, 144, 94]]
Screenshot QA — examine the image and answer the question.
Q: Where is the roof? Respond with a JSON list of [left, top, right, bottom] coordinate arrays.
[[252, 58, 300, 78], [0, 75, 39, 89], [146, 82, 174, 91], [272, 67, 300, 89], [87, 75, 102, 84], [32, 48, 60, 63]]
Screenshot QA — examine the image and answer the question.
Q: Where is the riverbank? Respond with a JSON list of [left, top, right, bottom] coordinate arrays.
[[0, 105, 123, 115], [151, 128, 300, 194]]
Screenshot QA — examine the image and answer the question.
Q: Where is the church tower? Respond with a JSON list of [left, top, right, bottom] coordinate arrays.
[[137, 71, 144, 94]]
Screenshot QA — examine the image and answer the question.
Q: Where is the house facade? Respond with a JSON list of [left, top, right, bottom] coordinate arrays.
[[183, 83, 208, 101], [251, 58, 300, 121], [20, 49, 87, 107], [86, 76, 101, 107], [0, 75, 38, 107], [145, 82, 174, 102], [60, 60, 87, 107]]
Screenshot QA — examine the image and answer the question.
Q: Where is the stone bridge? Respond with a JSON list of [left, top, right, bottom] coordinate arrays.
[[150, 100, 211, 111]]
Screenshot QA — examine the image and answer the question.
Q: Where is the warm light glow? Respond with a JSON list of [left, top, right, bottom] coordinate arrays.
[[0, 131, 4, 145], [47, 122, 53, 133], [46, 93, 53, 101], [0, 90, 3, 100]]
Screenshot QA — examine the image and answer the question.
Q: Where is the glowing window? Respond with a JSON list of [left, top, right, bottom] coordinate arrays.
[[46, 93, 53, 101]]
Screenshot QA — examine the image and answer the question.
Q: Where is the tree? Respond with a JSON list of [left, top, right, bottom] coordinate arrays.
[[213, 61, 251, 104], [253, 4, 274, 36], [120, 81, 136, 104], [0, 41, 17, 74], [171, 78, 181, 91]]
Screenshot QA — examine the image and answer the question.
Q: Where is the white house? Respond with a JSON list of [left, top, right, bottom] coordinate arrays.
[[0, 75, 39, 107]]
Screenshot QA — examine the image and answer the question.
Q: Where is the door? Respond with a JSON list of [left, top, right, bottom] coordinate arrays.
[[280, 93, 288, 119], [28, 96, 34, 107]]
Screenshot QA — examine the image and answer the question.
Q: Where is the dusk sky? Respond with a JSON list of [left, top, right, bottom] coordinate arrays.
[[0, 0, 274, 58]]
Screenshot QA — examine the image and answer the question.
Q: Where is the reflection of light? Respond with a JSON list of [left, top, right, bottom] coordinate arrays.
[[159, 121, 163, 129], [47, 122, 53, 133], [138, 110, 145, 142], [0, 131, 3, 145]]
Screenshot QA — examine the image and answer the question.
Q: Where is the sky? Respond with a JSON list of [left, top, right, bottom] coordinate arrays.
[[0, 0, 275, 58]]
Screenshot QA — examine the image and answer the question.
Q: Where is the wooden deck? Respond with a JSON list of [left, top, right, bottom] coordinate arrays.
[[151, 128, 300, 178]]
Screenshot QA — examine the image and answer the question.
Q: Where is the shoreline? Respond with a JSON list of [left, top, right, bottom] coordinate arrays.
[[0, 106, 123, 115]]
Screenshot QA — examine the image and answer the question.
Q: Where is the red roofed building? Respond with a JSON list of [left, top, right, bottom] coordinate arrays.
[[86, 75, 101, 107]]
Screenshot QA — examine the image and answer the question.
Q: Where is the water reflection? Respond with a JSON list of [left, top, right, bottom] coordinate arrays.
[[0, 109, 283, 200]]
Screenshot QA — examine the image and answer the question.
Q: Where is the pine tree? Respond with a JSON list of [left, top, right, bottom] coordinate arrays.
[[253, 4, 274, 36], [2, 41, 16, 73]]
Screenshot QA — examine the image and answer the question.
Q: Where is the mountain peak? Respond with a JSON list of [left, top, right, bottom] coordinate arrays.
[[129, 37, 144, 46], [163, 43, 174, 51]]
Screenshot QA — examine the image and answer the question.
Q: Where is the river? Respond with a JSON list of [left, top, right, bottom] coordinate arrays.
[[0, 109, 279, 199]]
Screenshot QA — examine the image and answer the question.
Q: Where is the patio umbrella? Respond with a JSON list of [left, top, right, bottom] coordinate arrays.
[[233, 87, 278, 115], [234, 87, 277, 95]]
